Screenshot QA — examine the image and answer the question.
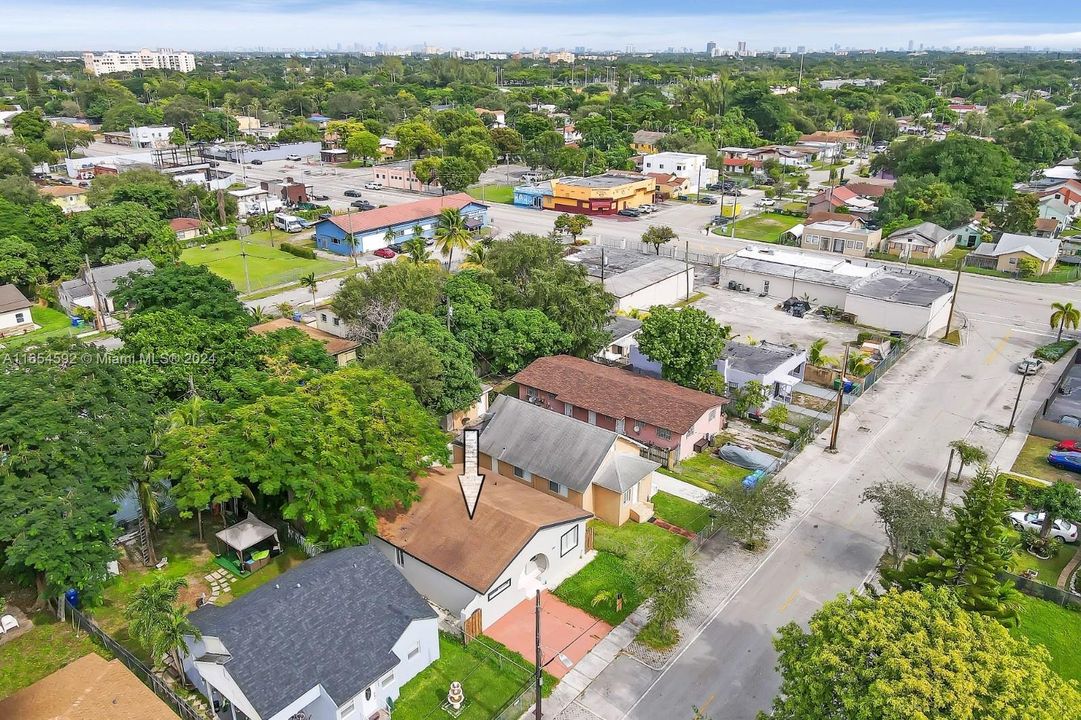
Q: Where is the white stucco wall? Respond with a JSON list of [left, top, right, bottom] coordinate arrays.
[[717, 266, 850, 308], [0, 307, 31, 331], [371, 536, 480, 616], [185, 636, 264, 720], [843, 292, 952, 338]]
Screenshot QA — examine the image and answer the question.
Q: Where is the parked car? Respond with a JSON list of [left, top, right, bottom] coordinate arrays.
[[286, 154, 302, 161], [350, 200, 375, 210], [1017, 357, 1044, 375], [364, 181, 383, 190], [250, 159, 263, 165], [1008, 510, 1079, 542], [388, 241, 408, 253], [698, 195, 718, 205], [373, 247, 397, 259], [344, 189, 363, 197], [1061, 416, 1081, 428], [1056, 440, 1080, 452], [676, 194, 691, 201], [1048, 451, 1081, 473], [311, 194, 329, 201], [712, 215, 731, 225], [617, 208, 641, 217], [638, 204, 655, 213], [759, 199, 776, 207]]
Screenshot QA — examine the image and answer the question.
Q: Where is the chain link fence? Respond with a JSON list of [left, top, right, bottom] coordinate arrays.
[[65, 603, 208, 720]]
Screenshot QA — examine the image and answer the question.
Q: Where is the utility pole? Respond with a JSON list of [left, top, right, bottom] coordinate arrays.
[[600, 247, 605, 290], [685, 240, 691, 300], [264, 195, 276, 247], [944, 257, 964, 338], [236, 224, 253, 294], [940, 448, 955, 510], [1008, 363, 1032, 434], [81, 254, 106, 332], [827, 344, 851, 452], [534, 589, 543, 720]]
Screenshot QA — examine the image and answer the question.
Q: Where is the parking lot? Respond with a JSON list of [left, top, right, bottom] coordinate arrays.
[[692, 286, 856, 357]]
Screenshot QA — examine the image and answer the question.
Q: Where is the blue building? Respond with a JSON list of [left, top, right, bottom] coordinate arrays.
[[512, 182, 552, 209], [313, 193, 489, 255]]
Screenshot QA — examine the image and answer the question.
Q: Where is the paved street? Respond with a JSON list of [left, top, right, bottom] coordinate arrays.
[[555, 268, 1075, 719]]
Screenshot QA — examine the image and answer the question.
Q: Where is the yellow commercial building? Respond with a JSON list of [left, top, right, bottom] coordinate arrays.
[[544, 172, 656, 215]]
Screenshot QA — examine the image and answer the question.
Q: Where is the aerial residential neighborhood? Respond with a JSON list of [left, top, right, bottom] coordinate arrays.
[[4, 6, 1081, 720]]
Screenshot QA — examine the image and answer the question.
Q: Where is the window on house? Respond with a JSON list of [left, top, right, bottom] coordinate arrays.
[[513, 465, 525, 479], [395, 548, 404, 566], [341, 700, 356, 718], [560, 526, 579, 557], [622, 487, 635, 504], [320, 313, 327, 322], [488, 578, 512, 600], [709, 409, 717, 421], [657, 427, 672, 440], [381, 673, 394, 688], [365, 688, 372, 701], [14, 313, 25, 323], [333, 317, 340, 326], [407, 645, 420, 660], [527, 387, 538, 400], [548, 480, 568, 497], [633, 420, 642, 433], [564, 402, 573, 416], [685, 428, 694, 438]]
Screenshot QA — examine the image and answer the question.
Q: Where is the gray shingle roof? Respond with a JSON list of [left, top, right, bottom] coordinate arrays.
[[60, 259, 156, 300], [986, 233, 1061, 262], [478, 395, 617, 493], [604, 316, 642, 342], [720, 342, 801, 375], [0, 284, 31, 314], [603, 258, 688, 299], [592, 454, 659, 493], [886, 221, 953, 247], [188, 545, 435, 718]]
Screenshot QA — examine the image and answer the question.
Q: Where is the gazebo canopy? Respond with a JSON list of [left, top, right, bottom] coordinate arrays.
[[215, 513, 277, 553]]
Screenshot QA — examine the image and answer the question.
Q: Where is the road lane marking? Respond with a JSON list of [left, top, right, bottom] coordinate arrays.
[[778, 589, 800, 612], [984, 329, 1013, 365], [698, 693, 716, 714]]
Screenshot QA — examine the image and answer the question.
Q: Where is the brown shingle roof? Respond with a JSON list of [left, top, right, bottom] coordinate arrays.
[[1035, 217, 1059, 232], [842, 180, 894, 198], [250, 318, 358, 356], [0, 653, 179, 720], [168, 217, 204, 232], [38, 185, 87, 197], [377, 466, 590, 593], [0, 283, 31, 314], [322, 193, 484, 235], [512, 355, 726, 434]]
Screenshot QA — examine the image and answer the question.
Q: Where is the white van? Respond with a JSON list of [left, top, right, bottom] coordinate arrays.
[[273, 213, 305, 233]]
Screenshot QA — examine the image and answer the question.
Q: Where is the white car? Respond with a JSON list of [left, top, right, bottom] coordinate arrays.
[[760, 199, 776, 207], [1017, 357, 1044, 375], [285, 154, 302, 161], [364, 182, 383, 190], [1009, 511, 1078, 543], [638, 204, 654, 213]]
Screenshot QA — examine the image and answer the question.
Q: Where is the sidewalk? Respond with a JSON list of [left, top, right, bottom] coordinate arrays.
[[651, 473, 711, 503], [990, 355, 1069, 472]]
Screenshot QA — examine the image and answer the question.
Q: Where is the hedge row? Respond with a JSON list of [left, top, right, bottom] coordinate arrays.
[[280, 242, 316, 260], [999, 471, 1051, 503], [1034, 339, 1078, 362]]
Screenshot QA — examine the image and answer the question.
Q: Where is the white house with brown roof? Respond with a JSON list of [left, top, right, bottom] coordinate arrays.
[[375, 465, 592, 631], [168, 217, 206, 241], [38, 184, 89, 213], [250, 318, 359, 366], [0, 284, 34, 336]]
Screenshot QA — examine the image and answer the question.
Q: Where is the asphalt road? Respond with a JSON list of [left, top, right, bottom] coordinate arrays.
[[561, 272, 1072, 720]]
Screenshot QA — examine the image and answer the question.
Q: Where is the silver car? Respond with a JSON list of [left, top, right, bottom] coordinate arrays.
[[1009, 511, 1078, 542], [1017, 357, 1044, 375]]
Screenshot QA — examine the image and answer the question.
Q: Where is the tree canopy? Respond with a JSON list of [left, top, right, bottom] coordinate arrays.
[[636, 306, 728, 389], [113, 263, 247, 322]]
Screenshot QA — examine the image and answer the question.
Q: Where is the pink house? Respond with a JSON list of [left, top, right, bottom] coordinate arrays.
[[512, 355, 727, 466]]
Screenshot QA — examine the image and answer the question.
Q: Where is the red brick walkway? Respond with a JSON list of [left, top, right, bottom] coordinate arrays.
[[651, 518, 697, 539]]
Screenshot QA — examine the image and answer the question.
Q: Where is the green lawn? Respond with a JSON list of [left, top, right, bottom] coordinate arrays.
[[0, 305, 80, 349], [0, 616, 111, 699], [652, 491, 712, 532], [1011, 594, 1081, 683], [1011, 539, 1078, 586], [181, 238, 339, 291], [554, 552, 642, 626], [467, 184, 515, 204], [392, 634, 553, 720], [1012, 435, 1081, 487], [658, 453, 749, 493], [229, 547, 308, 598], [592, 517, 688, 557], [721, 212, 803, 244]]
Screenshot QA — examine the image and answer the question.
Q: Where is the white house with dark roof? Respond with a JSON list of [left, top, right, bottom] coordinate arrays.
[[0, 284, 33, 336], [884, 222, 957, 259], [183, 545, 438, 720], [58, 259, 155, 318], [969, 233, 1062, 275]]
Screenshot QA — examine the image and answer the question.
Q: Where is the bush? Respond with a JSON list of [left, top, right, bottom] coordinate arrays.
[[1000, 472, 1051, 504], [280, 242, 316, 260], [1034, 339, 1078, 362]]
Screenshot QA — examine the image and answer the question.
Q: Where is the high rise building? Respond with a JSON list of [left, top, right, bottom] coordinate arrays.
[[706, 41, 717, 55], [908, 39, 914, 51], [82, 49, 195, 75], [737, 41, 747, 54]]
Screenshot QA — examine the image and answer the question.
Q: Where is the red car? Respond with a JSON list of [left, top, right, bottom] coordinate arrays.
[[373, 247, 397, 259], [1056, 440, 1079, 452]]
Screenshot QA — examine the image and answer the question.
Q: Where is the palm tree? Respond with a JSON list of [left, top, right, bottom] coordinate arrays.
[[299, 272, 318, 310], [949, 439, 988, 483], [404, 236, 432, 265], [807, 338, 839, 368], [462, 242, 489, 268], [247, 306, 269, 324], [1050, 301, 1079, 342], [125, 576, 200, 683], [846, 354, 874, 377], [433, 208, 472, 269], [384, 227, 396, 248]]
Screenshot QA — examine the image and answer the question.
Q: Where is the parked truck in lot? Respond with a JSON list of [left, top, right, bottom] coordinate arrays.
[[273, 213, 305, 233]]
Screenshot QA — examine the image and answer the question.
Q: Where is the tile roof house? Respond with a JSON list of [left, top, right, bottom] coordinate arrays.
[[375, 465, 592, 631], [0, 653, 180, 720], [313, 193, 489, 255], [458, 394, 660, 526], [885, 221, 958, 259], [807, 185, 877, 217], [168, 216, 206, 241], [969, 233, 1062, 275], [513, 355, 727, 465], [184, 545, 438, 720], [58, 259, 156, 317], [0, 283, 33, 336], [250, 317, 359, 366], [38, 184, 89, 213]]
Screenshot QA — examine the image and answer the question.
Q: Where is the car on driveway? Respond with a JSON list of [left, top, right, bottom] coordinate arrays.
[[698, 196, 718, 205], [364, 182, 383, 190], [1017, 357, 1045, 375], [286, 154, 302, 161], [373, 247, 397, 259], [617, 208, 641, 217], [344, 189, 363, 197], [1048, 451, 1081, 474], [1008, 510, 1079, 542]]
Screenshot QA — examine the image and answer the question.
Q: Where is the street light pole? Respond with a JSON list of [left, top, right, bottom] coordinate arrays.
[[534, 589, 543, 720], [827, 344, 851, 452], [944, 256, 965, 337], [1008, 363, 1032, 434]]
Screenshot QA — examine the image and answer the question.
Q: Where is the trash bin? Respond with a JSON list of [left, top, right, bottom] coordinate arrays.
[[64, 588, 80, 608]]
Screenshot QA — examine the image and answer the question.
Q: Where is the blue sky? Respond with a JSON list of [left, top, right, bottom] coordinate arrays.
[[4, 1, 1081, 52]]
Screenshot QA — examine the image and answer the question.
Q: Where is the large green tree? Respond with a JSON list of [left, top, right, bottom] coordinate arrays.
[[881, 465, 1020, 624], [331, 261, 447, 343], [113, 263, 247, 322], [896, 134, 1019, 208], [0, 341, 153, 605], [67, 202, 179, 265], [636, 306, 728, 389], [765, 587, 1081, 720], [0, 235, 46, 292], [705, 475, 795, 550]]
